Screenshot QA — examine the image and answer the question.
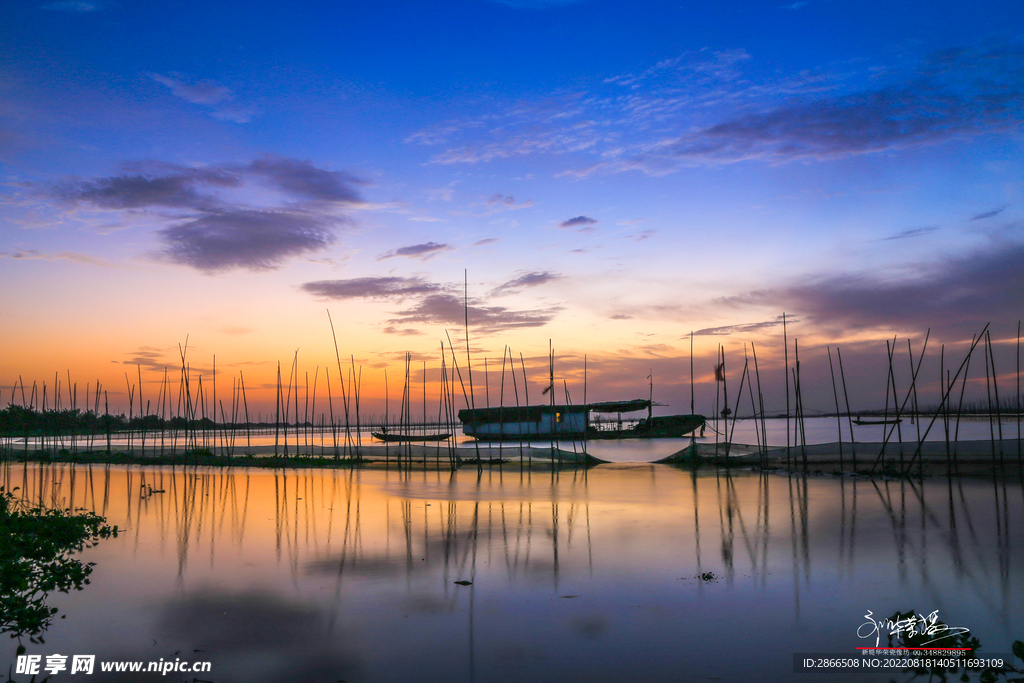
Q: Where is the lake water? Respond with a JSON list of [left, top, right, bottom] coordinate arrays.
[[3, 460, 1022, 682], [8, 415, 1022, 463]]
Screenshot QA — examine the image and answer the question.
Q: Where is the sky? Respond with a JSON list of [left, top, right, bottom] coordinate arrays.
[[2, 0, 1023, 419]]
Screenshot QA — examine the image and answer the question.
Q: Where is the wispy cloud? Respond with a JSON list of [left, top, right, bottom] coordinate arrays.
[[301, 275, 561, 333], [627, 229, 656, 242], [389, 294, 560, 334], [41, 156, 363, 273], [971, 205, 1009, 221], [121, 346, 174, 371], [592, 45, 1024, 175], [0, 249, 112, 266], [478, 194, 534, 215], [557, 215, 597, 229], [409, 43, 1024, 179], [720, 240, 1024, 336], [377, 241, 451, 261], [472, 238, 499, 246], [158, 210, 335, 272], [301, 276, 444, 300], [881, 226, 938, 241], [490, 270, 564, 296], [691, 316, 792, 336], [151, 73, 255, 123], [41, 1, 99, 11]]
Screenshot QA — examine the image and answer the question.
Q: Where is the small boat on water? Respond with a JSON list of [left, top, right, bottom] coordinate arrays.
[[852, 417, 903, 425], [371, 429, 452, 443], [457, 399, 705, 441]]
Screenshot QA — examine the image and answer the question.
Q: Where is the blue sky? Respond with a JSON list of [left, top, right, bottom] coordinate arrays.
[[2, 0, 1022, 414]]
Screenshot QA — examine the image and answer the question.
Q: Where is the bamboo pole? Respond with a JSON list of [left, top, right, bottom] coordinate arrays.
[[987, 330, 1003, 442], [275, 362, 281, 457], [828, 347, 844, 469], [954, 335, 976, 441], [837, 348, 856, 469], [794, 339, 806, 469], [907, 340, 921, 444], [464, 272, 480, 464], [240, 370, 251, 450], [983, 330, 995, 459], [783, 313, 790, 468], [874, 331, 930, 473], [326, 367, 337, 459], [751, 342, 768, 465], [902, 324, 989, 474]]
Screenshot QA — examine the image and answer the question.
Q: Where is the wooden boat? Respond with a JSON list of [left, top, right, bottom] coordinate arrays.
[[457, 399, 705, 441], [371, 429, 451, 443], [852, 417, 903, 425]]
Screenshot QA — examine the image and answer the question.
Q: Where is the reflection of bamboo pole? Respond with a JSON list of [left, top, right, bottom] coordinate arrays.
[[1017, 320, 1021, 465]]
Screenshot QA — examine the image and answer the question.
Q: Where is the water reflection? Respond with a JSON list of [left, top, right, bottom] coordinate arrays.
[[2, 460, 1021, 682]]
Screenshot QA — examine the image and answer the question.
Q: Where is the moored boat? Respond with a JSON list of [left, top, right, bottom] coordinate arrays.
[[457, 399, 705, 441], [371, 429, 452, 443]]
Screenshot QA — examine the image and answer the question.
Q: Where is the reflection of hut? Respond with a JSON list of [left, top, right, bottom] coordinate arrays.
[[458, 399, 656, 440]]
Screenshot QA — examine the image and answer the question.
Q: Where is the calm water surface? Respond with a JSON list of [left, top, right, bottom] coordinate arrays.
[[10, 416, 1020, 463], [3, 461, 1022, 682]]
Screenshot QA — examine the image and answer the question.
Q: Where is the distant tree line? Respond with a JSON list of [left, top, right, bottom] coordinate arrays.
[[0, 405, 219, 436]]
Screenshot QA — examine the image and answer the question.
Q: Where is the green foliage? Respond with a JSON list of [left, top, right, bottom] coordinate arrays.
[[0, 486, 117, 644]]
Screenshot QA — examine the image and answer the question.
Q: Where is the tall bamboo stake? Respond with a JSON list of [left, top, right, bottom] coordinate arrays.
[[275, 362, 281, 457], [751, 342, 767, 464], [828, 347, 844, 469], [903, 324, 989, 474], [907, 339, 921, 444], [516, 350, 526, 464], [783, 313, 790, 467], [955, 335, 976, 441], [987, 330, 1003, 442], [240, 370, 251, 450], [983, 331, 995, 459]]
